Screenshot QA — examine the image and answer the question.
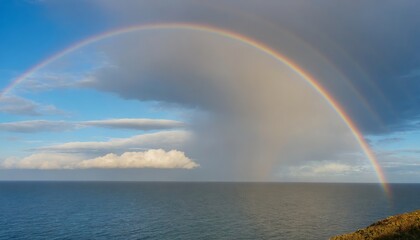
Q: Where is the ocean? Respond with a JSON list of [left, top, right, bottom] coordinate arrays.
[[0, 182, 419, 240]]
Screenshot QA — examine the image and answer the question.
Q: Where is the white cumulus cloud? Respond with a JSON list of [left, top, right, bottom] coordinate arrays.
[[1, 153, 84, 170], [77, 149, 198, 169], [1, 149, 198, 170]]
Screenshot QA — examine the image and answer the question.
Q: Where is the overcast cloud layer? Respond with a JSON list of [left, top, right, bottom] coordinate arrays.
[[87, 0, 420, 135]]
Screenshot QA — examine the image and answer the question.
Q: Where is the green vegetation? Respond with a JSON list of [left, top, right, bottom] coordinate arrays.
[[331, 210, 420, 240]]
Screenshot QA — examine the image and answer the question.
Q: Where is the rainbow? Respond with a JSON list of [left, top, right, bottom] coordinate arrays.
[[0, 22, 390, 194]]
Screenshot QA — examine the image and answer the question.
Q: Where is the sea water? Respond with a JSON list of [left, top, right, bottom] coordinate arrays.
[[0, 182, 419, 240]]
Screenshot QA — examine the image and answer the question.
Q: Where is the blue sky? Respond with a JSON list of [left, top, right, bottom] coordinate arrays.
[[0, 0, 419, 183]]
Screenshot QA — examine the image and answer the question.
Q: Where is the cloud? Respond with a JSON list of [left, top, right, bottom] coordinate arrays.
[[40, 130, 191, 154], [0, 118, 185, 133], [2, 0, 418, 181], [400, 68, 420, 79], [275, 157, 377, 183], [279, 148, 420, 183], [1, 149, 198, 169], [82, 118, 185, 130], [289, 161, 366, 177], [0, 95, 63, 116], [373, 149, 420, 183], [311, 163, 354, 174], [11, 49, 110, 93], [38, 0, 420, 134], [16, 72, 81, 92], [77, 149, 198, 169], [86, 0, 420, 135], [375, 149, 420, 166], [1, 153, 84, 170], [75, 29, 365, 181], [0, 120, 74, 133], [303, 2, 420, 134], [375, 137, 404, 145]]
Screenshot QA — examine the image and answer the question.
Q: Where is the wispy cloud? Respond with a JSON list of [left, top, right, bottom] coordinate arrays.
[[0, 120, 74, 133], [0, 95, 63, 116], [375, 149, 420, 167], [16, 72, 81, 92], [374, 137, 404, 144], [400, 68, 420, 79], [12, 49, 110, 93], [0, 118, 185, 133], [1, 149, 198, 170], [372, 149, 420, 182], [82, 118, 185, 130], [39, 130, 191, 154]]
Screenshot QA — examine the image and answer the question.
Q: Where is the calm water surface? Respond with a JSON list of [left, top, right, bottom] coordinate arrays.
[[0, 182, 419, 239]]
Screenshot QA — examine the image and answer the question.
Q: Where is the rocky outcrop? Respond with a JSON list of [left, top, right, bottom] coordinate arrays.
[[331, 210, 420, 240]]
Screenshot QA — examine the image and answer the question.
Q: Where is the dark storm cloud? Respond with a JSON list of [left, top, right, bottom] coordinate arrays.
[[81, 30, 361, 181], [228, 0, 420, 134], [83, 0, 420, 135]]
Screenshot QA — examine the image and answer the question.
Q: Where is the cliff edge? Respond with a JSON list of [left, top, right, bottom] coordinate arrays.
[[331, 210, 420, 240]]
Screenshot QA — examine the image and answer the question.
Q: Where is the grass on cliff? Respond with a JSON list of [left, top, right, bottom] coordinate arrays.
[[331, 210, 420, 240]]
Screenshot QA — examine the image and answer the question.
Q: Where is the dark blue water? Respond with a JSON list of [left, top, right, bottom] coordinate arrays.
[[0, 182, 419, 240]]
